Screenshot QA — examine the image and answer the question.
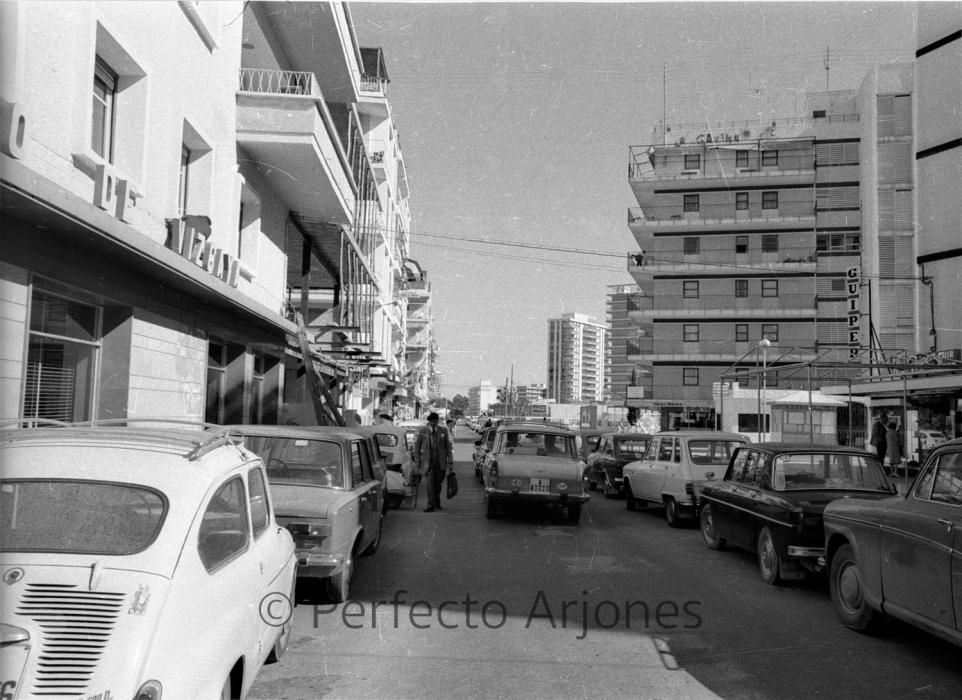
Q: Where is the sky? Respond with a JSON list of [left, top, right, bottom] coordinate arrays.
[[350, 1, 920, 397]]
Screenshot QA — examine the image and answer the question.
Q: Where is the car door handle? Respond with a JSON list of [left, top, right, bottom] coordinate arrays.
[[937, 518, 953, 529]]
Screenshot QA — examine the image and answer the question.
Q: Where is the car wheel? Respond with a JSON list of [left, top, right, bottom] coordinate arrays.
[[327, 556, 353, 603], [700, 504, 725, 550], [625, 483, 637, 511], [664, 497, 682, 528], [566, 503, 582, 524], [757, 526, 782, 585], [362, 515, 382, 556], [830, 543, 882, 632]]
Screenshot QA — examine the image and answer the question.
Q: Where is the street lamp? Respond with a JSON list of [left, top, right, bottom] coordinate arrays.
[[758, 338, 771, 442]]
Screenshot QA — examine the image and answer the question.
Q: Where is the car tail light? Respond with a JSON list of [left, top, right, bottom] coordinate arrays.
[[134, 681, 162, 700], [287, 522, 331, 547]]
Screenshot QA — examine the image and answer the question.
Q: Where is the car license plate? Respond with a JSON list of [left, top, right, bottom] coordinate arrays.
[[529, 478, 550, 493], [1, 643, 29, 696]]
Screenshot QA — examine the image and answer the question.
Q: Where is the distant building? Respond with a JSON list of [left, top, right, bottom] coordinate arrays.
[[547, 313, 607, 404], [468, 380, 498, 414], [605, 284, 644, 405]]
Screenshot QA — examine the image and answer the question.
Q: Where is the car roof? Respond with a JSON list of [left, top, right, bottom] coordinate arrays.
[[225, 424, 364, 441], [496, 421, 573, 435], [604, 432, 653, 439], [652, 430, 746, 440], [736, 442, 876, 456]]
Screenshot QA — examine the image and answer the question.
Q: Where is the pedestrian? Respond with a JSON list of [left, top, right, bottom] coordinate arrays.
[[886, 420, 903, 471], [413, 412, 454, 512], [869, 411, 887, 462]]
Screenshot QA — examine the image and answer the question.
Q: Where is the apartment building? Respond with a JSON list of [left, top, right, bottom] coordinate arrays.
[[547, 313, 607, 404], [0, 2, 426, 425], [468, 380, 498, 415], [605, 283, 645, 405]]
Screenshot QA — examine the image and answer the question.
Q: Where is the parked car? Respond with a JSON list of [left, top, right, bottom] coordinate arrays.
[[623, 431, 747, 527], [584, 432, 653, 497], [699, 443, 893, 585], [356, 424, 416, 509], [576, 428, 606, 462], [228, 425, 384, 603], [482, 421, 589, 523], [473, 425, 498, 480], [0, 422, 297, 699], [823, 437, 962, 647]]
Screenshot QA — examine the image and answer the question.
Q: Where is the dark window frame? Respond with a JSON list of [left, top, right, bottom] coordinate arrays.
[[683, 194, 700, 212], [735, 279, 749, 298], [682, 280, 699, 299], [683, 368, 699, 386], [683, 324, 699, 342], [736, 192, 749, 210], [762, 279, 779, 297], [762, 191, 779, 210]]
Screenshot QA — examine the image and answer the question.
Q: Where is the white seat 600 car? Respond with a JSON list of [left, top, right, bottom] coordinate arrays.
[[0, 422, 297, 700]]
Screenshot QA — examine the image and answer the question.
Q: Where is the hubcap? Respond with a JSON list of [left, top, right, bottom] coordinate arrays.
[[703, 510, 714, 540], [761, 537, 775, 574], [838, 564, 863, 611]]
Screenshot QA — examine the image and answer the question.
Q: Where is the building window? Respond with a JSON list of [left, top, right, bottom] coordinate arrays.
[[831, 278, 846, 293], [735, 236, 749, 254], [91, 58, 118, 162], [683, 237, 699, 255], [178, 145, 191, 216], [736, 192, 749, 210], [761, 235, 779, 253], [762, 279, 779, 297], [761, 150, 778, 166], [683, 324, 699, 342], [683, 281, 699, 299], [817, 233, 861, 253], [735, 279, 749, 297], [23, 284, 102, 423], [735, 324, 749, 342], [736, 151, 749, 168], [762, 191, 778, 209], [206, 340, 227, 424], [683, 194, 699, 212], [683, 368, 699, 386], [684, 154, 701, 170], [762, 324, 779, 342]]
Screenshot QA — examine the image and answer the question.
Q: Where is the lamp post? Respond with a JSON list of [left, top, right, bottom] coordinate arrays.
[[758, 338, 771, 441]]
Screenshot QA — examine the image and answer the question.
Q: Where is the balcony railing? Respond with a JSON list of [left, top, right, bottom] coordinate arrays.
[[360, 74, 387, 94], [239, 68, 319, 97]]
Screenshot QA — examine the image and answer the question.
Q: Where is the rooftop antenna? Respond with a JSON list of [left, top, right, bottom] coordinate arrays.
[[824, 46, 830, 91], [662, 63, 667, 145]]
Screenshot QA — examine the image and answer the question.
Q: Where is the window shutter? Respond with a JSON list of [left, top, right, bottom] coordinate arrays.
[[893, 95, 912, 136], [877, 95, 895, 138]]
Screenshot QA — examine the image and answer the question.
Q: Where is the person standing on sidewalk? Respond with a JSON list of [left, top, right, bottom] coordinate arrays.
[[414, 412, 454, 512], [869, 411, 888, 463]]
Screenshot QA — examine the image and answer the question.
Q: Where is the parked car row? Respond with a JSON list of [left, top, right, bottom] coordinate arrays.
[[0, 417, 422, 699], [588, 428, 961, 649]]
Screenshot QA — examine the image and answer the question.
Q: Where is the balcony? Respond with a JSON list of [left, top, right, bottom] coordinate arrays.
[[628, 206, 815, 230], [236, 68, 354, 223], [627, 248, 817, 276], [629, 307, 815, 323]]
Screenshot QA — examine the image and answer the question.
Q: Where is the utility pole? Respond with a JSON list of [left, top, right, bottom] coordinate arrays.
[[509, 364, 514, 417], [824, 46, 830, 91]]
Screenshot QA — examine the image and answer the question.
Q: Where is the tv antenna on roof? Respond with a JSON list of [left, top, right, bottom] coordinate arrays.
[[824, 46, 831, 91]]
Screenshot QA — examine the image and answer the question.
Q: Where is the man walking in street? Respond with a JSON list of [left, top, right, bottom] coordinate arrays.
[[869, 411, 888, 463], [414, 412, 454, 512]]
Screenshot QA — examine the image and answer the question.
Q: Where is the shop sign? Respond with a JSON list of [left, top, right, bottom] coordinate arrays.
[[846, 265, 860, 360], [93, 163, 142, 222], [891, 348, 962, 367], [164, 217, 252, 288]]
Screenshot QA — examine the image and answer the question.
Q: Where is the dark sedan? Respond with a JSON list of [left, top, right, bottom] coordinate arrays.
[[699, 443, 893, 585], [824, 437, 962, 648], [584, 432, 652, 497]]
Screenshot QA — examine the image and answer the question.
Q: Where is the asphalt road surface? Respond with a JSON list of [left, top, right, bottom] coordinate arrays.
[[249, 428, 962, 699]]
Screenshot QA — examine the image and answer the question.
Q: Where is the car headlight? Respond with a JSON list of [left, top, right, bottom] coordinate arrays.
[[134, 681, 162, 700]]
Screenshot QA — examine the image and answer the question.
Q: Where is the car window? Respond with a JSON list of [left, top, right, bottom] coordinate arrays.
[[198, 477, 250, 572], [688, 440, 743, 466], [772, 453, 887, 491], [0, 479, 166, 555], [604, 438, 614, 455], [365, 439, 383, 479], [351, 441, 365, 485], [728, 450, 749, 482], [376, 433, 400, 448], [658, 438, 674, 461], [743, 451, 760, 483], [643, 438, 658, 461], [615, 439, 649, 458], [248, 466, 270, 539], [929, 450, 962, 505], [248, 437, 344, 488]]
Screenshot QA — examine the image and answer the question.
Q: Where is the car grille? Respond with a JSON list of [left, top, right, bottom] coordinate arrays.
[[16, 583, 125, 696]]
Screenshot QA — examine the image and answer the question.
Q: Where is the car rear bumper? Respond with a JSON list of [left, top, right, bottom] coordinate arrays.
[[485, 487, 589, 504], [786, 545, 825, 558], [296, 550, 347, 579]]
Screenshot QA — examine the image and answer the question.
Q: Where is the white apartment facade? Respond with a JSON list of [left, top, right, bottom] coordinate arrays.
[[547, 312, 607, 404]]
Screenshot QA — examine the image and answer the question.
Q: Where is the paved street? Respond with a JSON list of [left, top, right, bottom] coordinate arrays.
[[250, 431, 962, 699]]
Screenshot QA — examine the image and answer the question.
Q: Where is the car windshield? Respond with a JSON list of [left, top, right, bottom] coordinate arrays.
[[501, 432, 576, 458], [615, 439, 649, 458], [0, 480, 166, 555], [772, 453, 887, 491], [244, 436, 345, 488], [688, 440, 743, 465]]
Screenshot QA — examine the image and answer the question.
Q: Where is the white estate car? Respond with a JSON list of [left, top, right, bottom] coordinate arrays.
[[0, 423, 297, 700]]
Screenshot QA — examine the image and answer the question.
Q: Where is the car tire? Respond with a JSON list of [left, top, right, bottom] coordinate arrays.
[[664, 497, 682, 528], [362, 515, 382, 556], [625, 482, 637, 511], [327, 556, 353, 603], [566, 503, 582, 524], [700, 504, 725, 550], [830, 543, 882, 632], [757, 526, 782, 585]]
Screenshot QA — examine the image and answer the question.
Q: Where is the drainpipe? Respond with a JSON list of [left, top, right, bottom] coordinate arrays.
[[920, 264, 937, 352]]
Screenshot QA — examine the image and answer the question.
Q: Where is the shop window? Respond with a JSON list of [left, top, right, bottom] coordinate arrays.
[[683, 237, 699, 255], [683, 194, 700, 212], [762, 235, 779, 253], [762, 279, 779, 297], [762, 191, 779, 210], [735, 279, 749, 297], [683, 368, 699, 386], [683, 281, 699, 299], [683, 324, 699, 342], [735, 236, 749, 254], [735, 324, 749, 342], [22, 283, 101, 423], [736, 192, 749, 210]]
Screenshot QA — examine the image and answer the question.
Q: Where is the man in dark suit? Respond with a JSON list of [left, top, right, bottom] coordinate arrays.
[[869, 411, 888, 462], [414, 412, 454, 512]]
